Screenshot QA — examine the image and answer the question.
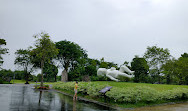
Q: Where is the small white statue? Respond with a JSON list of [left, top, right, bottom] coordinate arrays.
[[97, 65, 134, 82]]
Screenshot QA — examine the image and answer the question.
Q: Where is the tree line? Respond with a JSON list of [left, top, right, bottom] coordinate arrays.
[[0, 32, 187, 85]]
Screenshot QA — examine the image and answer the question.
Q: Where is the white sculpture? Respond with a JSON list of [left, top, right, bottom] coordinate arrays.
[[97, 65, 135, 82]]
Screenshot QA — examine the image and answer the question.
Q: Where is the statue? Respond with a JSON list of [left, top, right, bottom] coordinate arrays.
[[97, 65, 135, 82]]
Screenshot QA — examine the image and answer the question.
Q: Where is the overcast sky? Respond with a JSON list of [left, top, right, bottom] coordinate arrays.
[[0, 0, 188, 74]]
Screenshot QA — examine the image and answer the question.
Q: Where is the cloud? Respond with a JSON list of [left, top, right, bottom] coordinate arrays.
[[0, 0, 187, 74]]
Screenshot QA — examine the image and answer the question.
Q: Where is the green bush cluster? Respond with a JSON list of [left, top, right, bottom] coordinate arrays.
[[53, 82, 188, 104], [0, 77, 3, 84], [107, 87, 188, 103], [53, 82, 75, 91], [53, 82, 108, 97], [160, 88, 188, 100], [106, 86, 159, 103]]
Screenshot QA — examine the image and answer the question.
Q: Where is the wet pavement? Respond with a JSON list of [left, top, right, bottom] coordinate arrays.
[[0, 84, 114, 111]]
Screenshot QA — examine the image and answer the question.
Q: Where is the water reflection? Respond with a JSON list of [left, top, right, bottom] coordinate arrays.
[[73, 101, 76, 111], [38, 91, 42, 106], [0, 84, 114, 111]]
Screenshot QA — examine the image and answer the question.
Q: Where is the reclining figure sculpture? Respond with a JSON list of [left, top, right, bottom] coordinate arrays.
[[97, 65, 134, 82]]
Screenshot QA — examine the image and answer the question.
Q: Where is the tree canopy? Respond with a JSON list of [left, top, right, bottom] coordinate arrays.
[[131, 56, 149, 83], [30, 32, 58, 87], [144, 45, 171, 83], [43, 62, 58, 82], [14, 48, 34, 84], [55, 40, 87, 82], [0, 39, 8, 67]]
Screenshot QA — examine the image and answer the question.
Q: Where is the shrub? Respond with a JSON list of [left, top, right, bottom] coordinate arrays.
[[52, 82, 188, 104], [0, 77, 3, 84], [106, 86, 159, 103]]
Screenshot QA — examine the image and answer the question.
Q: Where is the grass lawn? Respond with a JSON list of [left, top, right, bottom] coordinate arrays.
[[11, 80, 188, 90], [92, 81, 188, 91], [10, 80, 32, 84], [10, 79, 57, 85]]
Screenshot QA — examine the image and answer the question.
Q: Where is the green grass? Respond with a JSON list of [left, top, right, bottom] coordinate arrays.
[[10, 80, 28, 84], [10, 80, 188, 90], [92, 81, 188, 91], [10, 79, 58, 85]]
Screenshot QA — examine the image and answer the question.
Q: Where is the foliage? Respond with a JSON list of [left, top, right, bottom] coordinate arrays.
[[99, 57, 118, 69], [68, 58, 100, 81], [144, 45, 171, 83], [118, 75, 132, 82], [43, 62, 58, 82], [53, 81, 188, 105], [131, 57, 149, 83], [30, 32, 58, 86], [55, 40, 87, 82], [37, 74, 42, 82], [0, 39, 8, 67], [0, 69, 13, 83], [161, 58, 177, 84], [162, 53, 188, 85], [67, 57, 118, 81], [55, 40, 87, 71], [13, 70, 25, 80], [0, 69, 32, 83], [14, 48, 34, 84], [176, 53, 188, 85], [181, 53, 188, 58]]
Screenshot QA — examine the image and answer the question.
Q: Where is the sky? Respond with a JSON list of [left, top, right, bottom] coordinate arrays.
[[0, 0, 188, 75]]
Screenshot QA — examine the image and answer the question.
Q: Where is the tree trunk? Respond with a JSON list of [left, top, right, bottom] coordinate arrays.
[[61, 69, 68, 82], [25, 66, 29, 84], [25, 72, 29, 84], [40, 60, 44, 87]]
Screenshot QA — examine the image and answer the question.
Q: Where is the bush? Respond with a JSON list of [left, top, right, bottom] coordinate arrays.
[[106, 86, 159, 103], [53, 82, 188, 104], [160, 88, 188, 100], [118, 75, 131, 82], [0, 77, 3, 84]]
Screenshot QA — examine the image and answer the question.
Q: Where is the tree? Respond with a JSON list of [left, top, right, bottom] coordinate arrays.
[[0, 69, 13, 83], [43, 62, 58, 82], [131, 56, 149, 83], [181, 53, 188, 58], [144, 45, 171, 83], [99, 57, 118, 69], [0, 39, 8, 68], [162, 53, 188, 85], [99, 57, 108, 68], [123, 61, 129, 67], [14, 48, 33, 84], [161, 58, 176, 84], [31, 32, 58, 87], [68, 58, 100, 81], [55, 40, 87, 82], [14, 70, 25, 80], [174, 54, 188, 84]]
